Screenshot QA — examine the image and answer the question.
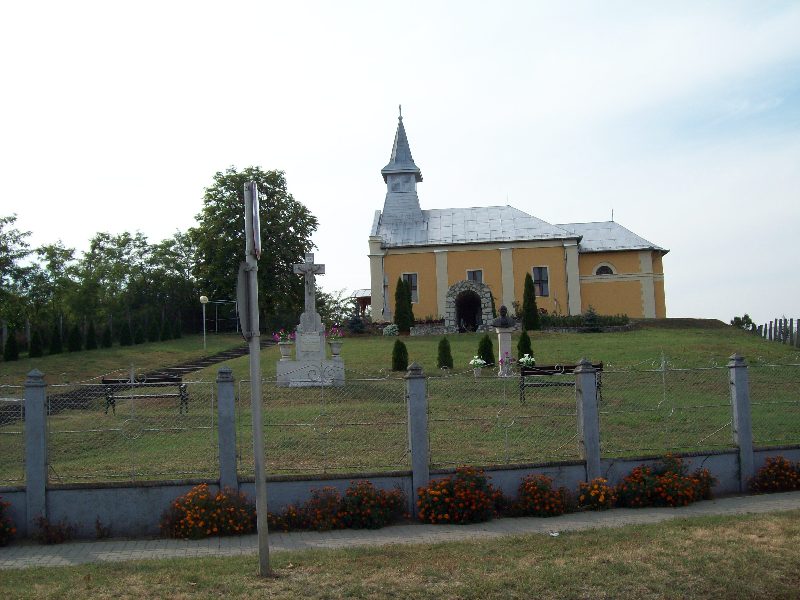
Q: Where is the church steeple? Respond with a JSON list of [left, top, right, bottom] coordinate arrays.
[[380, 107, 424, 223], [381, 106, 423, 183]]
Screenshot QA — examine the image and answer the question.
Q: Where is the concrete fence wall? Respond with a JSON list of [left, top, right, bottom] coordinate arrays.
[[2, 355, 799, 539]]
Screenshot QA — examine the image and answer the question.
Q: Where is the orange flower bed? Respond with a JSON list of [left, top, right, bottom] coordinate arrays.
[[514, 474, 567, 517], [616, 455, 715, 508], [160, 484, 256, 540], [417, 467, 504, 525], [750, 456, 800, 493], [0, 497, 16, 546], [577, 477, 616, 511]]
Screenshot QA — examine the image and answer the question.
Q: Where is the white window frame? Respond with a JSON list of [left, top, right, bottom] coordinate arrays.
[[593, 262, 616, 276], [401, 272, 419, 303], [532, 266, 550, 297], [466, 269, 483, 284]]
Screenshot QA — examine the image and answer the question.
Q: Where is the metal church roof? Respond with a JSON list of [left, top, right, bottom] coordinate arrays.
[[557, 221, 668, 254], [381, 112, 422, 182], [372, 205, 580, 248]]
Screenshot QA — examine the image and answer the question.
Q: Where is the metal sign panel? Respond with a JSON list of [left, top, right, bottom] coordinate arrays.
[[236, 262, 251, 339]]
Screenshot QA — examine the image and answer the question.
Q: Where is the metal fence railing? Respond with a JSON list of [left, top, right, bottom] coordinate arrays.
[[600, 366, 733, 457], [749, 363, 800, 447], [46, 381, 217, 483], [237, 369, 408, 476], [427, 370, 580, 468], [0, 385, 25, 484]]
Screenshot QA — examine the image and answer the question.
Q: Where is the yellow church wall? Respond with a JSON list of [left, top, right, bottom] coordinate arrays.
[[445, 249, 502, 297], [578, 251, 641, 276], [384, 251, 438, 318], [511, 246, 569, 315], [652, 253, 664, 275], [654, 279, 666, 318], [581, 280, 644, 317]]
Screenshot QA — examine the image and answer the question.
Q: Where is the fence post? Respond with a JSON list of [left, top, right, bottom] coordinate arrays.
[[728, 354, 754, 492], [216, 367, 238, 491], [405, 362, 428, 517], [24, 369, 47, 535], [575, 358, 601, 481]]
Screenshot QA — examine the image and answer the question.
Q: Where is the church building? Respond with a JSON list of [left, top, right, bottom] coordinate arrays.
[[368, 113, 668, 328]]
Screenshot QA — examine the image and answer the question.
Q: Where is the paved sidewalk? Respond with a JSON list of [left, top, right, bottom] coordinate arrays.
[[2, 491, 799, 570]]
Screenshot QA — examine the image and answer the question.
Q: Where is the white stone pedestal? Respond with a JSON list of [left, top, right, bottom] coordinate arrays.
[[496, 327, 515, 376]]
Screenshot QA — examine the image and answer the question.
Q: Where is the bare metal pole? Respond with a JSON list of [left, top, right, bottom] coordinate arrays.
[[244, 181, 270, 576]]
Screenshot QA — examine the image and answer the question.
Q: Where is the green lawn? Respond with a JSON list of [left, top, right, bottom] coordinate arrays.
[[2, 510, 799, 599], [1, 324, 798, 484]]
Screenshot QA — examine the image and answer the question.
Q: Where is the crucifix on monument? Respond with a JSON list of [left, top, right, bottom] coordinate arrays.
[[294, 253, 325, 333]]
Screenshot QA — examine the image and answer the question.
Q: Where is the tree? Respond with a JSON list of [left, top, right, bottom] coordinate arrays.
[[119, 323, 133, 347], [85, 321, 98, 350], [392, 339, 409, 371], [3, 330, 19, 361], [101, 326, 113, 349], [394, 278, 413, 333], [730, 314, 755, 331], [517, 329, 532, 360], [148, 318, 161, 343], [29, 329, 43, 358], [190, 166, 318, 328], [67, 323, 83, 352], [477, 334, 494, 366], [133, 323, 145, 344], [522, 273, 540, 331], [437, 337, 453, 370], [0, 215, 31, 333], [160, 320, 172, 341], [49, 321, 63, 355]]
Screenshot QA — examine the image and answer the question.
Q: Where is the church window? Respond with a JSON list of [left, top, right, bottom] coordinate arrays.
[[402, 273, 418, 303], [467, 269, 483, 283], [532, 266, 549, 297], [595, 265, 614, 276]]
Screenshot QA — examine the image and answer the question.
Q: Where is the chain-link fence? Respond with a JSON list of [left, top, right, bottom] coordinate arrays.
[[237, 369, 409, 476], [46, 380, 217, 483], [0, 385, 24, 484], [600, 365, 733, 457], [749, 363, 800, 446], [428, 370, 580, 468]]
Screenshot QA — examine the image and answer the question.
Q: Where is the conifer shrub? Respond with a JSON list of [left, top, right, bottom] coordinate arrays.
[[3, 331, 19, 361], [517, 329, 532, 360], [49, 322, 63, 355], [392, 339, 408, 371], [749, 456, 800, 493], [437, 337, 453, 370], [85, 321, 98, 350], [477, 334, 494, 366], [28, 329, 44, 358], [347, 313, 365, 335], [148, 318, 161, 343], [101, 326, 113, 348], [394, 278, 413, 333], [583, 305, 600, 333], [119, 323, 133, 346], [522, 272, 540, 330], [67, 324, 82, 352]]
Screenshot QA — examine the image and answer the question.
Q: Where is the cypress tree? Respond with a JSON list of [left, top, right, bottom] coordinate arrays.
[[522, 273, 540, 331], [160, 319, 172, 341], [133, 323, 145, 344], [67, 323, 83, 352], [394, 278, 412, 333], [29, 329, 44, 358], [391, 339, 408, 371], [101, 326, 113, 348], [147, 318, 161, 343], [49, 322, 63, 355], [477, 334, 494, 366], [85, 321, 98, 350], [3, 330, 19, 361], [517, 329, 533, 360], [437, 336, 454, 370], [119, 323, 133, 347], [173, 319, 182, 339]]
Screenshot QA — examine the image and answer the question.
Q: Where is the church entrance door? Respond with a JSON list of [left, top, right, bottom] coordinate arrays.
[[455, 290, 482, 332]]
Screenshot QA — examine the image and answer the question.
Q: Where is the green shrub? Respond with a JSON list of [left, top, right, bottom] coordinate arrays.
[[477, 334, 494, 366], [394, 278, 413, 333], [67, 323, 82, 352], [28, 329, 43, 358], [517, 330, 532, 360], [3, 330, 19, 361], [85, 322, 98, 350], [437, 337, 453, 369], [347, 314, 365, 335], [522, 273, 540, 330], [382, 324, 399, 336], [392, 339, 408, 371]]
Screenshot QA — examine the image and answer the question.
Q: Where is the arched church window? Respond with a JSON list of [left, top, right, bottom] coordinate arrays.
[[595, 265, 614, 276]]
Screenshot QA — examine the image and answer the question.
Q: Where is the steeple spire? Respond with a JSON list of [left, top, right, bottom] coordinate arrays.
[[381, 109, 422, 183]]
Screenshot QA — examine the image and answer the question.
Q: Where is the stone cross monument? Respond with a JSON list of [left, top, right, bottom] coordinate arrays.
[[276, 253, 344, 386]]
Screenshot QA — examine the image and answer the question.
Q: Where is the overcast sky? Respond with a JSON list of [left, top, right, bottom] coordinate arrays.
[[2, 1, 799, 325]]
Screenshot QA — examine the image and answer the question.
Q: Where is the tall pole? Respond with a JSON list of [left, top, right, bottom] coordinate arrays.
[[200, 296, 209, 350], [244, 181, 270, 576]]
